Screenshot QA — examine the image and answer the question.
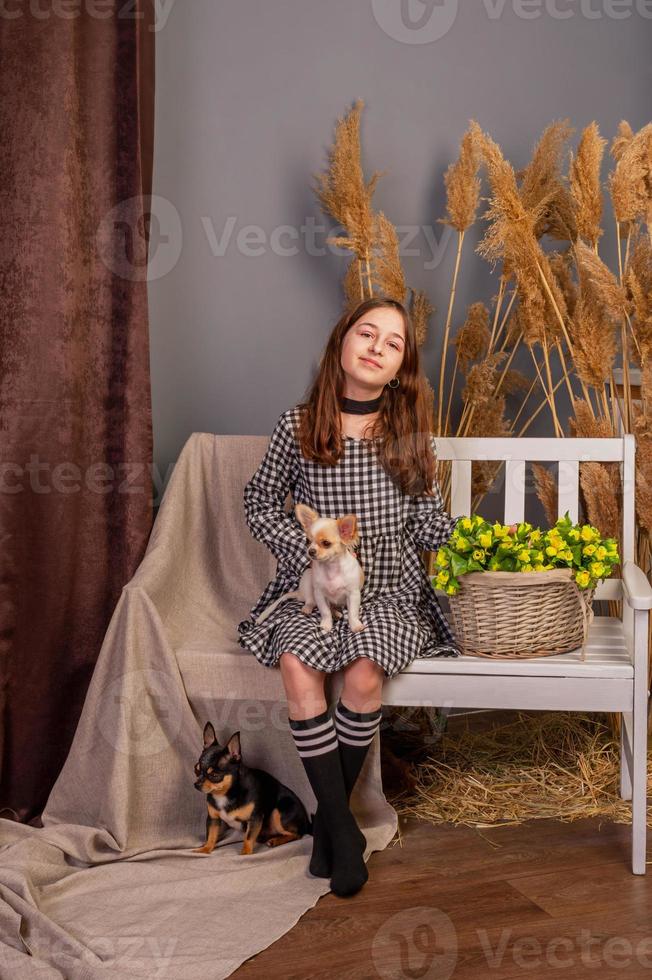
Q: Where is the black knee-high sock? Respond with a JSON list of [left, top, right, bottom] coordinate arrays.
[[308, 698, 383, 878], [288, 708, 368, 897], [334, 696, 383, 795]]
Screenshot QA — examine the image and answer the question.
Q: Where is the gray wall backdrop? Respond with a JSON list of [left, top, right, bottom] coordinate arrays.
[[148, 0, 651, 518]]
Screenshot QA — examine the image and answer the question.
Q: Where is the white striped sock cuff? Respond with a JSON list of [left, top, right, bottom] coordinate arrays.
[[289, 712, 339, 758], [334, 699, 382, 747]]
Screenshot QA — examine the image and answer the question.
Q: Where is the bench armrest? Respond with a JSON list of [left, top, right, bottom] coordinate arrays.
[[622, 560, 652, 610]]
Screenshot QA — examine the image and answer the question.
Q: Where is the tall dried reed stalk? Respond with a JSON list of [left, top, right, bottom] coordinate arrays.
[[436, 126, 482, 434], [314, 99, 439, 420], [313, 98, 409, 311]]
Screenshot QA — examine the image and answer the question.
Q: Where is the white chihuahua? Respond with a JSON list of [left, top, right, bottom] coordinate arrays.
[[254, 502, 366, 633]]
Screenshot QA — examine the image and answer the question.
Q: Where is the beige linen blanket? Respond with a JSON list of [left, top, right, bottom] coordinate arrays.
[[0, 432, 398, 979]]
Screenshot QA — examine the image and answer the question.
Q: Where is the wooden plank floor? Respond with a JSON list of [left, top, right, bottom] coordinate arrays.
[[232, 704, 652, 980], [232, 815, 651, 979]]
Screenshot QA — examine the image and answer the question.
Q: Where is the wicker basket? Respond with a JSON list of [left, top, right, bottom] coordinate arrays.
[[446, 567, 596, 660]]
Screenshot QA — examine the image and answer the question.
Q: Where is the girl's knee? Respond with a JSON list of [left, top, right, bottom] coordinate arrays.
[[342, 658, 384, 699]]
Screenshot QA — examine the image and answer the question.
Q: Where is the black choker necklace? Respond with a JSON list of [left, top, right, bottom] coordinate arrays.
[[340, 394, 383, 415]]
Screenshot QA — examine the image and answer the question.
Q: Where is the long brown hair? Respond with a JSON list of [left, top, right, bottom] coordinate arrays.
[[295, 296, 439, 496]]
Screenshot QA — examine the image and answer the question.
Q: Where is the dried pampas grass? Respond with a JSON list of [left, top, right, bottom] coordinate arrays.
[[574, 239, 630, 323], [611, 119, 635, 164], [437, 123, 483, 434], [371, 210, 406, 303], [474, 124, 549, 282], [633, 361, 652, 535], [460, 355, 511, 502], [569, 121, 607, 248], [342, 257, 364, 311], [569, 402, 622, 553], [608, 122, 652, 227], [314, 99, 411, 311], [462, 351, 508, 413], [624, 230, 652, 364], [473, 121, 571, 434], [579, 461, 623, 557], [439, 125, 482, 233], [571, 294, 617, 389], [409, 288, 434, 348], [549, 249, 578, 319], [314, 98, 402, 310], [454, 302, 491, 370], [571, 398, 614, 438], [532, 462, 558, 529], [501, 368, 530, 396], [313, 98, 382, 302], [518, 118, 577, 241]]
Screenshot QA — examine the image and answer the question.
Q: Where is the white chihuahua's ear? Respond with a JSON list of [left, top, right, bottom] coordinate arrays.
[[337, 514, 359, 547], [295, 502, 319, 532]]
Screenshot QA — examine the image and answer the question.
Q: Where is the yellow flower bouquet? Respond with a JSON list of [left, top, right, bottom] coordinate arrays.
[[432, 511, 620, 596], [432, 513, 620, 660]]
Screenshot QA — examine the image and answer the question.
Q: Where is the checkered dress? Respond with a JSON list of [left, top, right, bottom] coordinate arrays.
[[237, 405, 463, 679]]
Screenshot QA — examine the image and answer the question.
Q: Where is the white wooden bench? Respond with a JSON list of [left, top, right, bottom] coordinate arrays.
[[383, 434, 651, 874]]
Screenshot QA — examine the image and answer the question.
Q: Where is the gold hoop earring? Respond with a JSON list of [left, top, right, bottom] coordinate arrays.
[[387, 377, 400, 388]]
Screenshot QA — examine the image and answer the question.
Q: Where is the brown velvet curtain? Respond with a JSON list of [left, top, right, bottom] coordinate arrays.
[[0, 1, 156, 821]]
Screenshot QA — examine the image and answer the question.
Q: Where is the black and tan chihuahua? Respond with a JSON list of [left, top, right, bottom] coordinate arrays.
[[193, 722, 314, 855]]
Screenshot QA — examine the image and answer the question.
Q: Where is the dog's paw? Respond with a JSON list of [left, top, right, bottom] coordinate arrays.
[[350, 621, 365, 633], [191, 846, 214, 854], [301, 604, 313, 614], [319, 620, 333, 633], [333, 609, 343, 619]]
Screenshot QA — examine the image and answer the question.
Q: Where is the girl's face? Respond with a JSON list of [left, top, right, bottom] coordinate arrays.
[[340, 307, 406, 399]]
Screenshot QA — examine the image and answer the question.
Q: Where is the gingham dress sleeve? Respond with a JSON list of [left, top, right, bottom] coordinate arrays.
[[405, 441, 462, 552], [243, 411, 310, 580]]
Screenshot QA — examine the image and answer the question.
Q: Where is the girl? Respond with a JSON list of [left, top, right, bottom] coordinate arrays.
[[237, 296, 462, 898]]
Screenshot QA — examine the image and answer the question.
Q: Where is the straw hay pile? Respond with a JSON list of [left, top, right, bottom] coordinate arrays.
[[384, 710, 652, 829]]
